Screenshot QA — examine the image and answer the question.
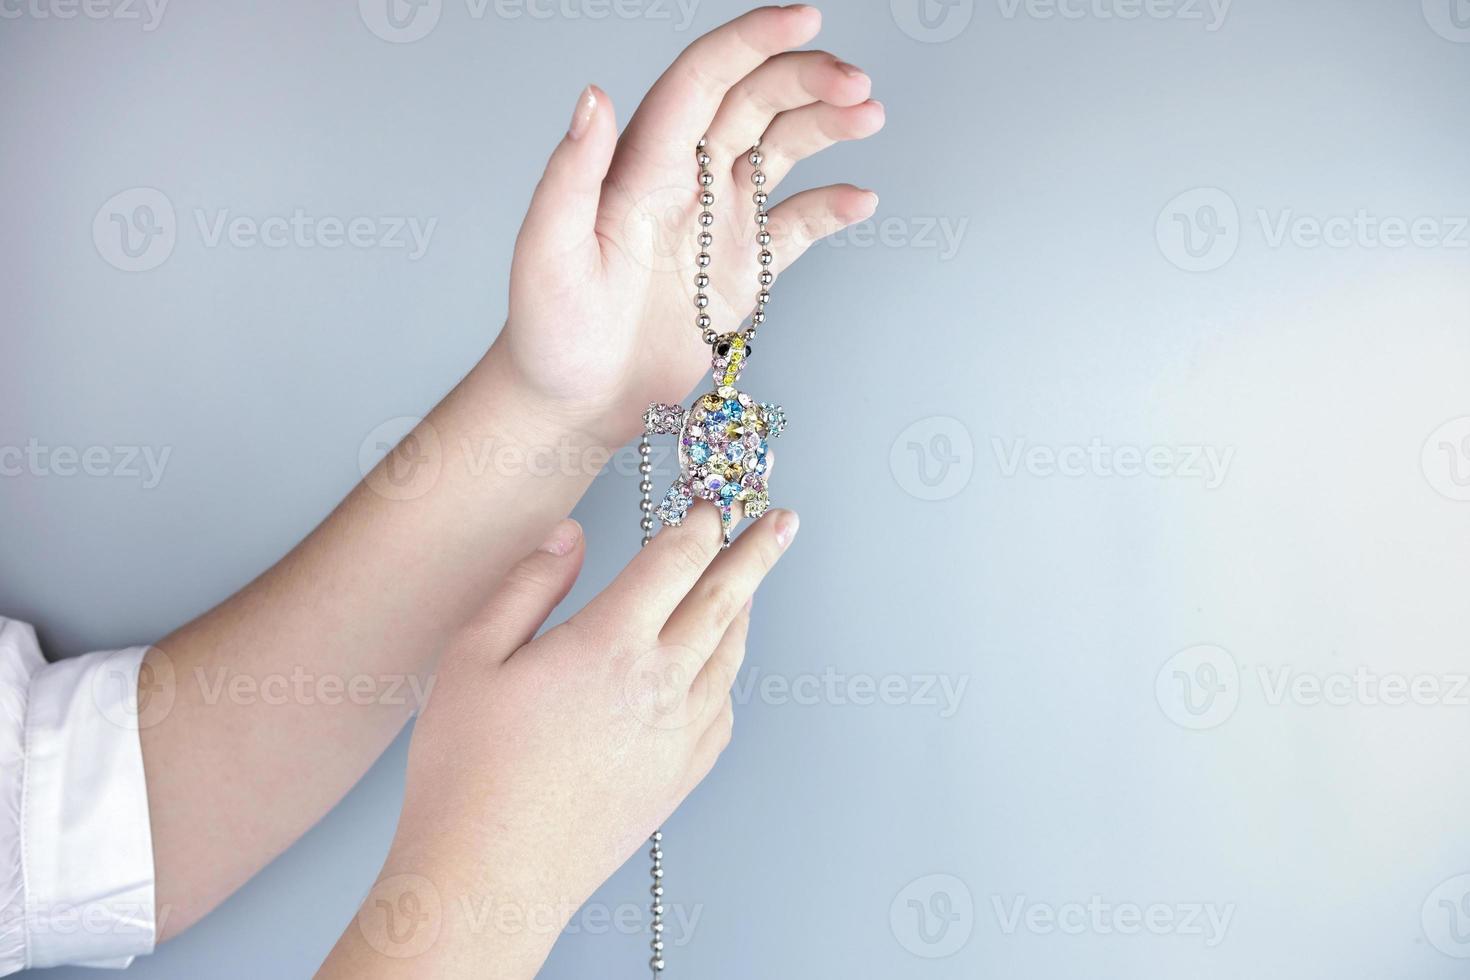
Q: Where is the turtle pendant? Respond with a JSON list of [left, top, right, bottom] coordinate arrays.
[[643, 332, 787, 547]]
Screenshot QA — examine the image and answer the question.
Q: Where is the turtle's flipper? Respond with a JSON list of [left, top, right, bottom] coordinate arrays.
[[719, 504, 737, 549], [759, 403, 787, 437], [655, 478, 695, 527], [644, 403, 685, 435]]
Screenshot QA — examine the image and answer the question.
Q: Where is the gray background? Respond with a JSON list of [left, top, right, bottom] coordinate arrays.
[[5, 0, 1470, 976]]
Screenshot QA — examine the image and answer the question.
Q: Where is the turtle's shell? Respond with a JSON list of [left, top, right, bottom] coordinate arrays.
[[678, 387, 773, 505]]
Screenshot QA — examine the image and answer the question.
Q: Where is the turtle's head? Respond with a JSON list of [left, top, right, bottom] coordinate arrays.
[[711, 332, 750, 388]]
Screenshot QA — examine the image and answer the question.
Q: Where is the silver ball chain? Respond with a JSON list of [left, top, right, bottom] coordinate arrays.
[[640, 137, 773, 978], [692, 137, 775, 346], [637, 439, 661, 975]]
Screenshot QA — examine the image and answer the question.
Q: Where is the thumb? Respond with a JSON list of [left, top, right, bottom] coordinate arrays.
[[462, 519, 585, 663], [517, 84, 617, 260]]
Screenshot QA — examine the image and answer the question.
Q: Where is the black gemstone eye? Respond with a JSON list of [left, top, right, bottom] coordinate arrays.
[[715, 340, 731, 357], [742, 343, 752, 359]]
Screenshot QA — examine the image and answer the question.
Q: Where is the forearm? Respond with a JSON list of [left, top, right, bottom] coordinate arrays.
[[141, 339, 612, 938], [315, 835, 570, 980]]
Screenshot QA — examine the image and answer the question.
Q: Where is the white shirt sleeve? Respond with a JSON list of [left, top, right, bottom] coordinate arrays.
[[0, 616, 156, 975]]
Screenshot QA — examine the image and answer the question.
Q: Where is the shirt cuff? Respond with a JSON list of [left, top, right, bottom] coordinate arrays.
[[15, 628, 157, 970]]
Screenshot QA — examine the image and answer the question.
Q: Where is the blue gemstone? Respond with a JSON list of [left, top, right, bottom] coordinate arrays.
[[720, 482, 738, 501], [688, 442, 711, 464], [727, 442, 746, 462], [656, 485, 692, 524], [708, 410, 726, 425], [724, 400, 743, 418]]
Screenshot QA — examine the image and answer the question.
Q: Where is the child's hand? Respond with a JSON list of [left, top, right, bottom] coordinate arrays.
[[498, 5, 882, 445], [329, 505, 796, 975]]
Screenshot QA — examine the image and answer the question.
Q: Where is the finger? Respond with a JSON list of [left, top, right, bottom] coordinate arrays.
[[733, 99, 885, 195], [517, 85, 618, 262], [703, 51, 870, 164], [683, 697, 734, 793], [581, 501, 725, 635], [765, 183, 879, 278], [614, 5, 822, 175], [690, 600, 750, 712], [460, 519, 585, 664], [660, 509, 797, 656]]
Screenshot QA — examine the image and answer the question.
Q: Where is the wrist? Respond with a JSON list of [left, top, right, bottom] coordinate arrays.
[[341, 828, 571, 978], [468, 340, 618, 455], [425, 341, 622, 502]]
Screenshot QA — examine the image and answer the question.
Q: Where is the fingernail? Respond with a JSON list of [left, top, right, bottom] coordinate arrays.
[[567, 85, 597, 141], [775, 511, 800, 549], [538, 518, 582, 556], [835, 60, 865, 78], [862, 188, 880, 211]]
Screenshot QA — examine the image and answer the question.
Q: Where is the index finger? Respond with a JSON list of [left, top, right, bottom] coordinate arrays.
[[615, 5, 823, 171], [583, 501, 726, 634]]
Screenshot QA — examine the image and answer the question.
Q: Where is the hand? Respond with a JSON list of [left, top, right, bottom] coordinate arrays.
[[325, 504, 799, 977], [498, 5, 883, 445]]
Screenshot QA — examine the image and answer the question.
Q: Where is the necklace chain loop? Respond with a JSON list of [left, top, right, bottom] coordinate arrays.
[[693, 137, 773, 347]]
